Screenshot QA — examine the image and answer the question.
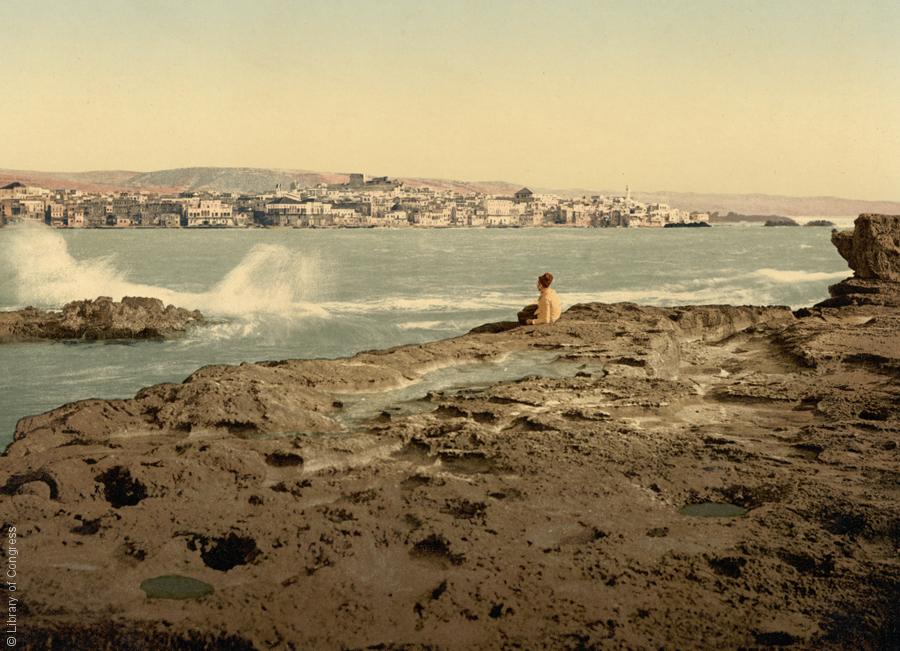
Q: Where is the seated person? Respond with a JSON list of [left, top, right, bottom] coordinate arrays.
[[527, 272, 561, 325]]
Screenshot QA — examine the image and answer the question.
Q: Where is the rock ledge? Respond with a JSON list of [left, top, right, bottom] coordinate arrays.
[[0, 296, 204, 342]]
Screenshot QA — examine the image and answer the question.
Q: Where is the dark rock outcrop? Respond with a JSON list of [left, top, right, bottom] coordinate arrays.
[[0, 296, 203, 342], [819, 214, 900, 307], [816, 276, 900, 308], [763, 216, 798, 226], [831, 214, 900, 281]]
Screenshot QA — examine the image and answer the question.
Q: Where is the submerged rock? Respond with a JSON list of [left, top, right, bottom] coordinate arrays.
[[0, 296, 203, 342]]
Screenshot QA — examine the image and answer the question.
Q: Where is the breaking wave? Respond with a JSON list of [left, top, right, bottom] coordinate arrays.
[[305, 270, 847, 316], [1, 224, 327, 318], [322, 293, 527, 314], [748, 268, 847, 284], [0, 225, 849, 329], [397, 320, 448, 330]]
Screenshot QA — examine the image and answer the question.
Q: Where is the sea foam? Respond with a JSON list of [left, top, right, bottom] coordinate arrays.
[[1, 223, 328, 318], [749, 268, 847, 284]]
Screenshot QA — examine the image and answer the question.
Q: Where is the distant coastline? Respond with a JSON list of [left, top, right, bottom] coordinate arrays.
[[1, 179, 712, 230], [2, 166, 899, 217]]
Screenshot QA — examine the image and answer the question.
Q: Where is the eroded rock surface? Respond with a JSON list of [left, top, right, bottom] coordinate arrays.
[[2, 216, 899, 650], [831, 213, 900, 281], [10, 303, 785, 453], [821, 214, 900, 308], [0, 296, 203, 342]]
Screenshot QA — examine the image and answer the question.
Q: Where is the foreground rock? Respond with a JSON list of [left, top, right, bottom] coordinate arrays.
[[10, 304, 785, 452], [0, 296, 204, 342], [2, 217, 899, 650]]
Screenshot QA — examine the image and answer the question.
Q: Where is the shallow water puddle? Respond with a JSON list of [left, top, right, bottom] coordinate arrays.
[[333, 350, 602, 425], [140, 575, 214, 599], [679, 502, 748, 517]]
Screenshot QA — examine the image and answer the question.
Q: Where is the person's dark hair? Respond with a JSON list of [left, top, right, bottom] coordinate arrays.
[[538, 272, 554, 288]]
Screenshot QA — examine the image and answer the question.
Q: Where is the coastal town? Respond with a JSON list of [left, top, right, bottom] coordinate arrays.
[[0, 175, 710, 229]]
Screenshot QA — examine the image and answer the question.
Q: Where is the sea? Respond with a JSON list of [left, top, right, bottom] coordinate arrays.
[[0, 218, 855, 447]]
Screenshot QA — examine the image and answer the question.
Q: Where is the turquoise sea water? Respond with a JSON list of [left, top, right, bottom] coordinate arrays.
[[0, 223, 851, 446]]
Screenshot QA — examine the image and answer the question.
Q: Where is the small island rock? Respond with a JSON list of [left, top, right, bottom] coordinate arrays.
[[0, 296, 204, 343]]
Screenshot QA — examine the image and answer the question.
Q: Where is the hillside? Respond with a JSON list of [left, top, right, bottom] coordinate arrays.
[[0, 169, 145, 193], [125, 167, 347, 194], [2, 166, 899, 216]]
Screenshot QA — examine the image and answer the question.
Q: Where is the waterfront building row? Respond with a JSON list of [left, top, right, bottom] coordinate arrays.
[[0, 179, 709, 229]]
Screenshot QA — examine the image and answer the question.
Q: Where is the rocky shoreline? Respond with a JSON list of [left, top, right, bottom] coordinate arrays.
[[2, 216, 899, 649], [0, 296, 203, 343]]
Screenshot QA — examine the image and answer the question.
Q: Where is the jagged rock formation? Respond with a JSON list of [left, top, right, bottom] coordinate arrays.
[[1, 216, 898, 649], [819, 214, 900, 308], [0, 296, 203, 342], [831, 213, 900, 281]]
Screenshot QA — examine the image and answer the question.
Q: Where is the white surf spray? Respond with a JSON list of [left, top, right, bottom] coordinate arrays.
[[749, 268, 848, 284], [322, 293, 528, 314], [1, 224, 328, 319]]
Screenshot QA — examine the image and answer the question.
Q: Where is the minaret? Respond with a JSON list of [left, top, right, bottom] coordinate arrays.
[[626, 185, 631, 203]]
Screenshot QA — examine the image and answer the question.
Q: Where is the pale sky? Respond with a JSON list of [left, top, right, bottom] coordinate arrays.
[[3, 0, 899, 199]]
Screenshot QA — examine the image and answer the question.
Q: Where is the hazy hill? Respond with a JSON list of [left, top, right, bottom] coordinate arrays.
[[2, 166, 899, 216], [124, 167, 347, 194], [0, 167, 348, 195], [0, 169, 144, 193], [623, 190, 900, 218], [401, 177, 523, 196]]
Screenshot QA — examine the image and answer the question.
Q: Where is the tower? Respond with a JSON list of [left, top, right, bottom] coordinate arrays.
[[626, 185, 631, 203]]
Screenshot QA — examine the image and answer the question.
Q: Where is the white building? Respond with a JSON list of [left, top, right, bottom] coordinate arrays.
[[482, 198, 515, 216], [186, 200, 234, 227], [379, 210, 410, 227], [68, 207, 86, 228], [19, 199, 46, 220]]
